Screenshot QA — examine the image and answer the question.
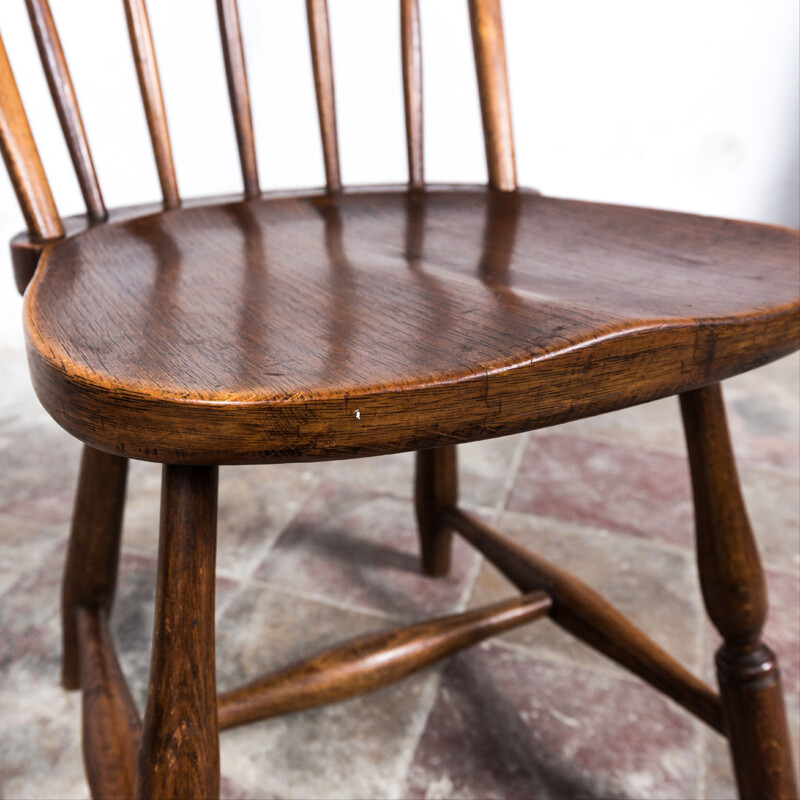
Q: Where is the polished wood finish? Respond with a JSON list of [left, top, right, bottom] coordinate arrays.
[[415, 446, 458, 576], [306, 0, 341, 192], [0, 32, 63, 239], [23, 189, 799, 464], [77, 606, 140, 800], [3, 3, 799, 798], [219, 591, 551, 730], [25, 0, 106, 220], [135, 464, 219, 799], [216, 0, 259, 198], [468, 0, 516, 191], [445, 507, 725, 733], [62, 445, 129, 690], [123, 0, 179, 209], [401, 0, 423, 189], [681, 385, 798, 799]]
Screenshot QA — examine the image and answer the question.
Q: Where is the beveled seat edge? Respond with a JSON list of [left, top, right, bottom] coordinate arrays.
[[25, 305, 799, 465]]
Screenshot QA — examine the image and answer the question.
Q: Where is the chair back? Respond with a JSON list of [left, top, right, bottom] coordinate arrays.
[[0, 0, 517, 243]]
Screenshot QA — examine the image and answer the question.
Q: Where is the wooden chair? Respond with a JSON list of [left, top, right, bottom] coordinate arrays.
[[1, 1, 798, 797]]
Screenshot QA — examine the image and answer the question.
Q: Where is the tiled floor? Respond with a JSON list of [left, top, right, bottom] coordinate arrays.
[[0, 344, 798, 800]]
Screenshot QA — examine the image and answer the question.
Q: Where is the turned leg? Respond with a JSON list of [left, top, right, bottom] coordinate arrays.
[[415, 446, 458, 576], [681, 384, 797, 800], [135, 465, 220, 800], [62, 445, 129, 690]]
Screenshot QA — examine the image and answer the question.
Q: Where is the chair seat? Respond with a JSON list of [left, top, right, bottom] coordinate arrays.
[[23, 186, 799, 464]]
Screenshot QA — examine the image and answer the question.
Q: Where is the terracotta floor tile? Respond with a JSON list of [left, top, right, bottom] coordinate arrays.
[[403, 643, 700, 800], [0, 418, 80, 527], [739, 467, 800, 574], [122, 461, 321, 580], [507, 433, 696, 547], [556, 395, 688, 455], [216, 584, 439, 799], [295, 431, 525, 512], [724, 353, 800, 475], [0, 540, 66, 678], [0, 685, 88, 800], [554, 355, 800, 476], [254, 482, 481, 619], [468, 512, 704, 675]]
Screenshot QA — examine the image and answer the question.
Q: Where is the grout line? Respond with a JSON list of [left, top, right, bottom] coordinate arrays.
[[698, 723, 710, 800], [541, 418, 800, 481], [497, 507, 698, 559], [235, 576, 407, 624], [483, 633, 704, 687], [223, 474, 324, 588], [386, 666, 448, 800], [495, 432, 529, 514], [497, 506, 800, 579]]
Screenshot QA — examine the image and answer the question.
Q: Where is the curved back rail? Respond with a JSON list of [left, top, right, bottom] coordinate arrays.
[[1, 0, 517, 241]]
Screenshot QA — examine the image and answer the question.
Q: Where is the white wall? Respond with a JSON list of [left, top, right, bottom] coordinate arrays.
[[1, 0, 798, 348]]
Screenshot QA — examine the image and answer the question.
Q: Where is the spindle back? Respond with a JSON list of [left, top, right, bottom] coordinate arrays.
[[0, 0, 516, 242]]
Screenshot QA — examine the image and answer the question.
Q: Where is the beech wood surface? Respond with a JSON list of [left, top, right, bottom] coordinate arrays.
[[681, 385, 798, 798], [0, 32, 63, 239], [77, 606, 140, 800], [444, 506, 725, 733], [23, 188, 800, 465], [135, 464, 219, 799], [216, 0, 259, 198], [306, 0, 341, 192], [401, 0, 424, 188], [218, 591, 551, 730], [25, 0, 106, 221], [468, 0, 516, 190], [62, 445, 129, 690], [123, 0, 180, 209]]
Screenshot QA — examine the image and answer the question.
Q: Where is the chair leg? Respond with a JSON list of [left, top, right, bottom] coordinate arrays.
[[62, 445, 129, 690], [414, 446, 458, 576], [681, 384, 798, 800], [135, 464, 220, 800]]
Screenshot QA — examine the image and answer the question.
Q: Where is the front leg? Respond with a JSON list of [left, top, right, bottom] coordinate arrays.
[[135, 464, 220, 800], [681, 384, 797, 800]]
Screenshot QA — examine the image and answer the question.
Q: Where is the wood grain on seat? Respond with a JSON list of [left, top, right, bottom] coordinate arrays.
[[23, 187, 800, 464]]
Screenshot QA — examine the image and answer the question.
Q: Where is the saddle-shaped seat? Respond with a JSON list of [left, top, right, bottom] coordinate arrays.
[[24, 187, 799, 464]]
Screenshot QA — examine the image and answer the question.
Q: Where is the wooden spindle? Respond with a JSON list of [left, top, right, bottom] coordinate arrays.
[[216, 0, 260, 198], [401, 0, 424, 188], [306, 0, 341, 192], [25, 0, 106, 220], [468, 0, 516, 191], [218, 591, 551, 730], [445, 507, 725, 733], [0, 32, 63, 239], [123, 0, 180, 208]]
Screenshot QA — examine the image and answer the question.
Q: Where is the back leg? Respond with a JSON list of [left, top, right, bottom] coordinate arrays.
[[62, 445, 128, 689], [414, 445, 458, 576]]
